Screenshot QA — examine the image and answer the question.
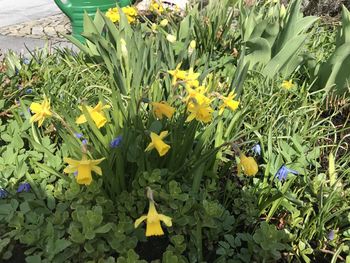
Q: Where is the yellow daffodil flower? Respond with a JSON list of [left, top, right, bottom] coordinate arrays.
[[281, 80, 294, 90], [168, 65, 200, 88], [145, 131, 170, 156], [219, 92, 240, 115], [151, 101, 175, 119], [105, 6, 137, 24], [238, 154, 258, 176], [30, 97, 52, 127], [135, 201, 172, 236], [168, 63, 187, 85], [183, 68, 200, 88], [186, 100, 213, 123], [185, 86, 211, 105], [76, 102, 110, 129], [63, 155, 105, 185], [150, 0, 164, 13]]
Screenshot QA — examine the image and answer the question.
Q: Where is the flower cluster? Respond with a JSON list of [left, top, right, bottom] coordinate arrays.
[[106, 6, 138, 23]]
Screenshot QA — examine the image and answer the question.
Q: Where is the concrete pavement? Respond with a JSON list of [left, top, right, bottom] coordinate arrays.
[[0, 0, 61, 27], [0, 0, 75, 58]]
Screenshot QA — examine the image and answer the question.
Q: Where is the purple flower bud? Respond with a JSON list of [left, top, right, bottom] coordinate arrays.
[[110, 135, 122, 148], [74, 133, 83, 139], [0, 188, 8, 199], [251, 144, 261, 155], [17, 182, 31, 193], [82, 139, 88, 145], [25, 88, 33, 94], [328, 230, 335, 240], [275, 165, 299, 182], [23, 58, 30, 65]]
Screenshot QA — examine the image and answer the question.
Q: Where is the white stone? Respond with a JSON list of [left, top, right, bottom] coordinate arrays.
[[136, 0, 189, 12], [31, 26, 43, 35]]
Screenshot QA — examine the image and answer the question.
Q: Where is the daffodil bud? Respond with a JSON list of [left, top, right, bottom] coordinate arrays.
[[188, 40, 196, 55], [120, 38, 128, 58], [166, 34, 177, 43], [160, 19, 168, 27], [280, 4, 286, 18]]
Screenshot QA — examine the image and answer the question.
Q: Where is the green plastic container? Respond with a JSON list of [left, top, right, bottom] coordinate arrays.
[[54, 0, 131, 41]]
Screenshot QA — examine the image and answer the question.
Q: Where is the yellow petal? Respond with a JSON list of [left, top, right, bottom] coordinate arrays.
[[76, 114, 87, 124], [91, 111, 107, 129], [29, 102, 42, 113], [159, 131, 169, 139], [91, 165, 102, 176], [134, 215, 147, 228], [145, 142, 155, 152], [159, 214, 172, 227], [76, 164, 92, 185], [240, 154, 258, 176], [146, 221, 164, 236], [63, 166, 77, 174], [64, 158, 81, 166]]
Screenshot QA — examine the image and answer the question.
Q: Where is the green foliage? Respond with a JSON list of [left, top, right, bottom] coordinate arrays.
[[0, 0, 349, 262], [240, 0, 318, 78], [316, 5, 350, 95]]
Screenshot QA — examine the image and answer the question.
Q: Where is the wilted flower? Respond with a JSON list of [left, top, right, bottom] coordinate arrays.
[[64, 155, 105, 185], [135, 201, 172, 236], [17, 182, 31, 193], [76, 102, 110, 129], [0, 189, 8, 199], [30, 97, 52, 127], [251, 144, 261, 156], [218, 92, 240, 115], [275, 165, 299, 181], [238, 154, 258, 176], [151, 101, 175, 120], [281, 80, 294, 90], [110, 135, 122, 148], [145, 131, 170, 157]]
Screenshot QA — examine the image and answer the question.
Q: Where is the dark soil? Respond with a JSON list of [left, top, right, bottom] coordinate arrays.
[[2, 243, 26, 263], [135, 235, 170, 261]]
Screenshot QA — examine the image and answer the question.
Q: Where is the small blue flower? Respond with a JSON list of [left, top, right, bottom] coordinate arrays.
[[110, 135, 122, 148], [25, 88, 33, 94], [275, 165, 299, 181], [23, 58, 30, 65], [82, 139, 88, 145], [73, 171, 78, 177], [251, 144, 261, 155], [74, 133, 83, 139], [0, 189, 8, 199], [17, 182, 31, 193], [328, 230, 335, 240]]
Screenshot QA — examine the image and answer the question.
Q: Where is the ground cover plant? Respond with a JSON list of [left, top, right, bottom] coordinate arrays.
[[0, 0, 349, 262]]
